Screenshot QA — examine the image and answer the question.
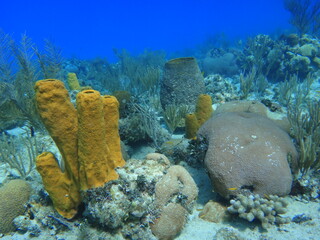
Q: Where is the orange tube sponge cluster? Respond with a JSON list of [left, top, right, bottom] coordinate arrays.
[[36, 152, 80, 219], [102, 95, 125, 168], [77, 90, 119, 190], [34, 79, 125, 219], [185, 94, 213, 139]]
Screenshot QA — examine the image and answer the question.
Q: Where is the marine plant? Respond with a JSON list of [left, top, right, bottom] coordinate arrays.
[[113, 90, 131, 117], [0, 31, 15, 82], [277, 73, 313, 106], [284, 0, 320, 36], [85, 57, 123, 92], [239, 67, 256, 99], [163, 104, 193, 133], [253, 74, 269, 97], [33, 39, 63, 79], [10, 34, 43, 130], [114, 48, 165, 95], [244, 35, 273, 75], [76, 49, 165, 96], [287, 99, 320, 174], [130, 98, 170, 149], [0, 31, 63, 131], [277, 74, 299, 106], [0, 129, 43, 178]]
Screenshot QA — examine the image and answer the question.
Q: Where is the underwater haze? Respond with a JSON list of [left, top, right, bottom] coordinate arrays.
[[2, 0, 320, 239], [1, 0, 290, 61]]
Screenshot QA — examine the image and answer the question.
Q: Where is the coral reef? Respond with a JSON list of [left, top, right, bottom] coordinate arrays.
[[198, 111, 298, 198], [153, 165, 198, 210], [0, 29, 319, 239], [70, 50, 164, 95], [34, 79, 124, 219], [203, 74, 239, 103], [81, 153, 171, 238], [227, 194, 290, 229], [0, 180, 31, 233], [239, 34, 320, 81]]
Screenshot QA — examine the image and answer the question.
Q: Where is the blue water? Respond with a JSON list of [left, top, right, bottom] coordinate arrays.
[[1, 0, 291, 61]]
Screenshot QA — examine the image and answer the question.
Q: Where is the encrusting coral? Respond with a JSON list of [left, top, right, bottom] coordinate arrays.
[[34, 79, 125, 219]]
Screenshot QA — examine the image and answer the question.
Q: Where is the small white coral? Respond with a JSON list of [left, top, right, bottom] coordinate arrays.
[[228, 194, 290, 229]]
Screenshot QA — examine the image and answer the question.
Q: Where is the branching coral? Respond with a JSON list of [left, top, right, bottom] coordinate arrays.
[[228, 194, 290, 229]]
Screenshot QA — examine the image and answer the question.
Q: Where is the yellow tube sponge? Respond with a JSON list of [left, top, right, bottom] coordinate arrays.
[[185, 94, 213, 139], [185, 113, 200, 139], [102, 95, 125, 168], [34, 79, 125, 218], [195, 94, 213, 125], [77, 90, 119, 190], [36, 152, 80, 219], [34, 79, 79, 182], [67, 73, 81, 90]]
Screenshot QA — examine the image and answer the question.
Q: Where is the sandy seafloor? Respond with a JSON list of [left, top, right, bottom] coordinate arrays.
[[177, 167, 320, 240]]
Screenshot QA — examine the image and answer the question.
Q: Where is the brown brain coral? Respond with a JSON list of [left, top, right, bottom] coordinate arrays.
[[151, 165, 198, 240], [198, 111, 298, 198], [0, 179, 31, 233]]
